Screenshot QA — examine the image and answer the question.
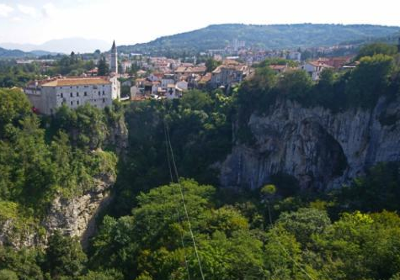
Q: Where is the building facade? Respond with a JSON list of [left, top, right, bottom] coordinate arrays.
[[25, 77, 120, 115], [210, 64, 248, 89]]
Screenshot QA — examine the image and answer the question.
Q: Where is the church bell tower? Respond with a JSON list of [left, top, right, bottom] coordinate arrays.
[[110, 40, 118, 74]]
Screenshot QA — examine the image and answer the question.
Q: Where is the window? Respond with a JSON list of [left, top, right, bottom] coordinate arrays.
[[98, 91, 101, 96], [61, 93, 63, 98], [77, 92, 79, 97], [103, 91, 105, 95], [71, 101, 73, 105], [70, 92, 73, 97], [103, 98, 105, 103], [77, 100, 80, 105], [84, 92, 87, 96]]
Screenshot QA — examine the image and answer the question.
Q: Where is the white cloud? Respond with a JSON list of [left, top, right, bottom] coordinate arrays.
[[42, 2, 58, 18], [17, 4, 37, 17], [12, 16, 22, 22], [0, 3, 13, 17]]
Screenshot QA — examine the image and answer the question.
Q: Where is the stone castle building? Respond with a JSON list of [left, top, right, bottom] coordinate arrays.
[[24, 41, 121, 115], [25, 76, 120, 115]]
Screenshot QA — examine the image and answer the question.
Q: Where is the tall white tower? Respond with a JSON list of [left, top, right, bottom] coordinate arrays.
[[110, 40, 118, 74]]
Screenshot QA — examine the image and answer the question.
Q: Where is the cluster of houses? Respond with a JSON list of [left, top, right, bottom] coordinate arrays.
[[23, 40, 359, 115], [130, 59, 251, 100]]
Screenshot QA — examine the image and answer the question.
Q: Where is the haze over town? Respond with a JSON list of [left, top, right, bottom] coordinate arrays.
[[0, 0, 399, 52]]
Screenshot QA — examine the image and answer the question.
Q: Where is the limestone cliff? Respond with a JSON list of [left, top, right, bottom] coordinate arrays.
[[43, 174, 115, 247], [220, 96, 400, 190], [0, 174, 115, 249]]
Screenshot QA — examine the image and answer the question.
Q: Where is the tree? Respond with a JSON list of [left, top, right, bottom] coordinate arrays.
[[0, 88, 31, 136], [335, 162, 400, 212], [0, 269, 18, 280], [44, 231, 87, 279], [192, 231, 266, 280], [97, 56, 109, 76], [356, 43, 398, 60], [276, 208, 331, 246], [347, 54, 394, 107], [205, 58, 221, 72], [263, 226, 310, 279], [277, 70, 313, 101], [78, 270, 124, 280], [0, 247, 44, 280]]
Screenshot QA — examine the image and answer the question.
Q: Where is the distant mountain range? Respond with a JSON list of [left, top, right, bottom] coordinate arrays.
[[0, 37, 110, 55], [1, 24, 399, 59], [118, 23, 400, 56], [0, 47, 56, 58]]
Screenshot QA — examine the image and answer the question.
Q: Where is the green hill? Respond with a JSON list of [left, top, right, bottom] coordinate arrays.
[[119, 23, 400, 56], [0, 47, 55, 59]]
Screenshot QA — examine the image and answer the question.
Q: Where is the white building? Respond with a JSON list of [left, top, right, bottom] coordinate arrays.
[[161, 74, 175, 89], [25, 76, 121, 115], [302, 60, 333, 81]]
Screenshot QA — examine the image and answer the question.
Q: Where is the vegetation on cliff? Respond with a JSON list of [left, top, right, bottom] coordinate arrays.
[[0, 44, 400, 279]]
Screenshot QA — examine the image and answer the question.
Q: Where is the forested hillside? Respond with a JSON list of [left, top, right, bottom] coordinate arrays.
[[1, 43, 400, 279], [119, 23, 400, 56]]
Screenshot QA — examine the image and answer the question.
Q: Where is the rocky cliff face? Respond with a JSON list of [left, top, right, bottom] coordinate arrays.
[[0, 174, 116, 249], [43, 175, 115, 247], [220, 96, 400, 190], [107, 114, 129, 158], [0, 219, 39, 249]]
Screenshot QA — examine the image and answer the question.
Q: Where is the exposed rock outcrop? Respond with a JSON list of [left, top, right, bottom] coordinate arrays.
[[220, 96, 400, 190], [43, 175, 115, 247], [107, 114, 129, 158], [0, 219, 40, 249], [0, 174, 115, 249]]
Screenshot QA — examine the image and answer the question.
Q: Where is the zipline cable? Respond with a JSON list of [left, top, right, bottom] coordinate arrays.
[[265, 198, 315, 280], [163, 105, 206, 280], [163, 119, 191, 280]]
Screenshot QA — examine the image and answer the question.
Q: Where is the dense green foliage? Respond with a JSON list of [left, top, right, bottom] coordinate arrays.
[[0, 88, 117, 223], [1, 44, 400, 279], [236, 47, 400, 136], [118, 23, 399, 56], [355, 42, 399, 60], [0, 53, 97, 88], [0, 61, 41, 88], [3, 173, 400, 280], [97, 57, 109, 76], [45, 53, 95, 77], [112, 90, 233, 214]]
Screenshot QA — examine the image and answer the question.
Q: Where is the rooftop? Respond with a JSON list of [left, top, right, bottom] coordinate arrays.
[[42, 77, 111, 87]]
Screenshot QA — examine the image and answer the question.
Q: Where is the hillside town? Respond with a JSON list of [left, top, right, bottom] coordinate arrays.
[[23, 39, 362, 114]]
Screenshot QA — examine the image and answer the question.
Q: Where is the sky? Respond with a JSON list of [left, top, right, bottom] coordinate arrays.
[[0, 0, 400, 47]]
